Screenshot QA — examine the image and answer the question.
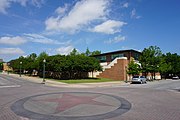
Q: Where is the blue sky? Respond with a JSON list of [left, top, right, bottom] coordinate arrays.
[[0, 0, 180, 62]]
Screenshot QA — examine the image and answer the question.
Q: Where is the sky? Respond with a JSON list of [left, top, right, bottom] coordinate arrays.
[[0, 0, 180, 62]]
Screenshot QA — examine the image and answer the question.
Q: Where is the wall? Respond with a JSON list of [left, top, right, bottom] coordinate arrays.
[[97, 58, 128, 80]]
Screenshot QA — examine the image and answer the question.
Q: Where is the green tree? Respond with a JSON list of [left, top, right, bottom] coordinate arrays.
[[36, 52, 49, 76], [0, 62, 3, 71], [91, 50, 101, 56], [44, 54, 102, 79], [85, 48, 91, 56], [127, 60, 140, 76], [164, 53, 180, 77], [139, 46, 162, 79], [158, 54, 171, 79], [70, 48, 79, 56], [29, 53, 37, 61]]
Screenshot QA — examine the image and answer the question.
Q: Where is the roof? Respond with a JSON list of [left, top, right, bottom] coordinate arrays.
[[93, 49, 141, 57]]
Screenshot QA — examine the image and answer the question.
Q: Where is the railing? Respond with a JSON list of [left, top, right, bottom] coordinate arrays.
[[89, 57, 127, 77], [102, 57, 127, 71]]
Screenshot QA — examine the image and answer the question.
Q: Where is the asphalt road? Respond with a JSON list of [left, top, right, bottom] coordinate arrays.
[[122, 79, 180, 91], [0, 74, 180, 120]]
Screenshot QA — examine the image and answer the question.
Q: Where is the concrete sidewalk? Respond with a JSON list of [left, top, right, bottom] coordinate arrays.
[[1, 72, 126, 88]]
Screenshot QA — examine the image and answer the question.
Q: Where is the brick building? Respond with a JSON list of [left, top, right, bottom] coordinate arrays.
[[90, 49, 141, 81]]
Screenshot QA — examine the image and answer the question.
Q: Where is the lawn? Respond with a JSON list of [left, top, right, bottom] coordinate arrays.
[[53, 78, 117, 84]]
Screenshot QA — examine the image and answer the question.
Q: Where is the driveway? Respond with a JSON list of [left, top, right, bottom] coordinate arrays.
[[0, 74, 180, 120]]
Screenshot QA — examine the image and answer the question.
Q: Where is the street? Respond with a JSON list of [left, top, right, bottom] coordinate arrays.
[[0, 74, 180, 120]]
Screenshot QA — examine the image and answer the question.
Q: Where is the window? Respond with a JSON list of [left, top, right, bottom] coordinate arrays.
[[111, 54, 124, 60], [96, 56, 106, 62], [133, 53, 140, 60]]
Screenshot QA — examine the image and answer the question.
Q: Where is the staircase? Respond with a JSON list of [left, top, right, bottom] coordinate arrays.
[[97, 57, 128, 80]]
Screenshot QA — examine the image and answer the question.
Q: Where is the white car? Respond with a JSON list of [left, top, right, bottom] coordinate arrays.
[[172, 76, 179, 80], [132, 76, 147, 84]]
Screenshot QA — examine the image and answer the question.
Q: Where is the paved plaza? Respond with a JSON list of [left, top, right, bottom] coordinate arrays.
[[0, 74, 180, 120]]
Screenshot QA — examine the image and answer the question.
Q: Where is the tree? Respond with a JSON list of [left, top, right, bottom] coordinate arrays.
[[36, 52, 49, 76], [158, 54, 171, 79], [164, 53, 180, 77], [29, 53, 37, 61], [127, 60, 140, 76], [139, 47, 152, 78], [0, 62, 3, 71], [91, 50, 101, 56], [85, 48, 91, 56], [44, 54, 102, 79], [69, 48, 79, 56], [139, 46, 162, 80]]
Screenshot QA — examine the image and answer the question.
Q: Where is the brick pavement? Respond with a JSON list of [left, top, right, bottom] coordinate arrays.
[[0, 73, 180, 120]]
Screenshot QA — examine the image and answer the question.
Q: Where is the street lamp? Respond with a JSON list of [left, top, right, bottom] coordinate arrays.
[[42, 59, 46, 84], [125, 66, 128, 83], [20, 61, 22, 77]]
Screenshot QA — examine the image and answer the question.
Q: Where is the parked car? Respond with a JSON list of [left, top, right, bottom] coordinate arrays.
[[132, 76, 147, 84], [172, 76, 179, 80]]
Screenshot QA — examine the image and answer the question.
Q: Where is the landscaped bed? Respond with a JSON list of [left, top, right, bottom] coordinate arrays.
[[52, 78, 117, 84]]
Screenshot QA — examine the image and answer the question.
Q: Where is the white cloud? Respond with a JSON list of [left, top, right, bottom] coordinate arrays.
[[56, 46, 74, 55], [12, 0, 28, 6], [0, 36, 27, 45], [131, 8, 141, 19], [0, 0, 10, 14], [131, 9, 136, 18], [105, 35, 125, 44], [0, 34, 70, 46], [55, 4, 69, 15], [0, 48, 24, 55], [0, 0, 44, 14], [91, 20, 127, 34], [24, 33, 70, 45], [31, 0, 45, 8], [122, 2, 129, 8], [45, 0, 109, 33]]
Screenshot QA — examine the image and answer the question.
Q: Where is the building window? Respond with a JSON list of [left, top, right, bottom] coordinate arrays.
[[111, 54, 124, 60], [96, 56, 107, 62], [133, 53, 139, 60]]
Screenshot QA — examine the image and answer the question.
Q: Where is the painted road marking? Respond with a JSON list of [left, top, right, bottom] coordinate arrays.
[[0, 85, 21, 88]]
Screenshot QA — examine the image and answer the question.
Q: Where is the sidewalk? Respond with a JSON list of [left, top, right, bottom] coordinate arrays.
[[1, 72, 127, 88]]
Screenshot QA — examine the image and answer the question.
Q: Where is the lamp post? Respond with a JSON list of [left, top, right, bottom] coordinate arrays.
[[20, 61, 22, 77], [42, 59, 46, 84], [125, 66, 128, 83]]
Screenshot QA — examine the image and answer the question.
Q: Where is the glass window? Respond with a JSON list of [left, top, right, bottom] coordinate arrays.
[[133, 53, 139, 60], [96, 56, 106, 62], [133, 76, 139, 78], [111, 54, 124, 60]]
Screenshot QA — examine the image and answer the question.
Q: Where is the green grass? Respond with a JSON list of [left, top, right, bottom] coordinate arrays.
[[53, 78, 117, 84]]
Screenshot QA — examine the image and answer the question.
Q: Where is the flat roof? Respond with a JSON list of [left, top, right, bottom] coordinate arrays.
[[93, 49, 141, 57]]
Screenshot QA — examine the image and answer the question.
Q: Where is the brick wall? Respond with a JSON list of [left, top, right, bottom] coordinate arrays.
[[97, 58, 128, 80]]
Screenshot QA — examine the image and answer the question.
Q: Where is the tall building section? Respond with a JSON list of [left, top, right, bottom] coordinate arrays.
[[91, 50, 141, 81]]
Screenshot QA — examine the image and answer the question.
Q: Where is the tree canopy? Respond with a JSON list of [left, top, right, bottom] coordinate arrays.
[[139, 46, 180, 79], [127, 60, 140, 76], [9, 50, 102, 79]]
